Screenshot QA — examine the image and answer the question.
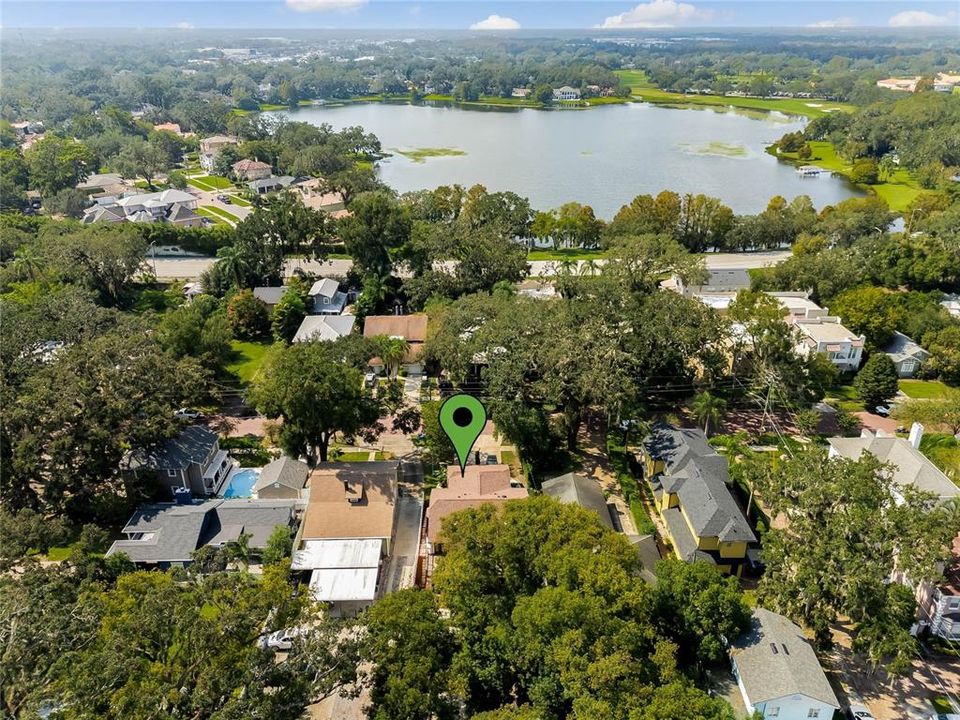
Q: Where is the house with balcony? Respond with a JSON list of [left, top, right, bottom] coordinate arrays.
[[788, 308, 864, 371], [552, 86, 581, 101], [640, 423, 756, 576], [309, 278, 347, 315], [124, 425, 233, 498]]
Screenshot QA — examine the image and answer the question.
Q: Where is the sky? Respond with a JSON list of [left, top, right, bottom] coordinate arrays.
[[1, 0, 958, 30]]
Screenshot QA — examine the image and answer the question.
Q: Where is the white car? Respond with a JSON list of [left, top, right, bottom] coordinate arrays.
[[174, 408, 203, 420], [874, 405, 891, 417], [847, 704, 876, 720], [257, 627, 306, 651]]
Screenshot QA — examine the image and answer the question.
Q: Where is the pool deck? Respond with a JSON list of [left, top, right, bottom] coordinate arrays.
[[220, 465, 260, 499]]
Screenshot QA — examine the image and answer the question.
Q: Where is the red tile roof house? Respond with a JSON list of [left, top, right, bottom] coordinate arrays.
[[231, 158, 273, 181], [425, 465, 528, 552]]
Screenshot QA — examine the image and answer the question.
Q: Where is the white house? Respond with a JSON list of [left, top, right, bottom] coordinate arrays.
[[552, 86, 581, 101], [292, 314, 356, 343], [788, 308, 864, 371], [730, 608, 840, 720], [199, 135, 238, 172]]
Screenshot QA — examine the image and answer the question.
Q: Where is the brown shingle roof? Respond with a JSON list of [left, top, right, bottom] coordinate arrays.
[[302, 462, 399, 541], [363, 315, 428, 343]]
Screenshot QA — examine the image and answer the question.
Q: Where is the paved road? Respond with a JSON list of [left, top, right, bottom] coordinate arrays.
[[152, 250, 792, 283], [191, 187, 253, 225]]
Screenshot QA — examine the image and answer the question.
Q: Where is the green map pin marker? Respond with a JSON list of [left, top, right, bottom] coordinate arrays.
[[438, 394, 487, 477]]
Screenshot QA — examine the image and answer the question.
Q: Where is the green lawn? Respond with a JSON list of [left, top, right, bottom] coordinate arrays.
[[527, 248, 606, 261], [826, 384, 864, 412], [776, 141, 925, 212], [615, 70, 854, 119], [225, 194, 252, 207], [43, 544, 79, 561], [226, 340, 272, 385], [335, 451, 375, 462], [919, 433, 960, 484], [199, 205, 241, 224], [196, 207, 230, 225], [188, 175, 234, 192], [899, 379, 952, 399]]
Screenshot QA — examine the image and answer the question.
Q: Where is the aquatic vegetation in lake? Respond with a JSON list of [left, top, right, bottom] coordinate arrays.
[[677, 141, 749, 158], [392, 147, 467, 163]]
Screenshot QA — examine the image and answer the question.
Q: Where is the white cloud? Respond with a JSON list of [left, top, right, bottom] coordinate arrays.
[[286, 0, 368, 12], [173, 21, 195, 29], [599, 0, 712, 29], [888, 9, 957, 27], [470, 15, 520, 30], [807, 17, 856, 28], [470, 14, 521, 30]]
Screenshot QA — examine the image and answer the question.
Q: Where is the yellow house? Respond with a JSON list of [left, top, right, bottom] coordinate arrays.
[[640, 423, 755, 576]]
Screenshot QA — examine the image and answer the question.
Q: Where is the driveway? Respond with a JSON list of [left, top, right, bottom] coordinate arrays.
[[378, 463, 424, 596]]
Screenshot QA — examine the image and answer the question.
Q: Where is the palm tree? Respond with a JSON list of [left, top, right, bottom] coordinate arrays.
[[376, 335, 410, 378], [691, 391, 727, 436], [215, 245, 250, 290], [11, 246, 42, 281], [579, 259, 600, 276]]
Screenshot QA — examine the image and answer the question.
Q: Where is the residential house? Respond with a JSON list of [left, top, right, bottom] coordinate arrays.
[[199, 135, 238, 171], [253, 455, 310, 500], [828, 425, 960, 641], [882, 331, 930, 377], [363, 314, 429, 375], [249, 175, 295, 195], [640, 423, 756, 575], [82, 189, 203, 228], [876, 77, 921, 92], [253, 286, 288, 309], [10, 120, 44, 136], [630, 534, 663, 585], [293, 314, 356, 343], [541, 472, 613, 529], [291, 462, 401, 616], [309, 278, 347, 315], [552, 86, 581, 101], [788, 308, 864, 371], [426, 465, 528, 551], [153, 122, 184, 135], [511, 88, 532, 98], [231, 158, 273, 181], [730, 608, 840, 720], [292, 178, 348, 217], [125, 425, 233, 497], [105, 499, 295, 568], [942, 293, 960, 319], [675, 267, 752, 297]]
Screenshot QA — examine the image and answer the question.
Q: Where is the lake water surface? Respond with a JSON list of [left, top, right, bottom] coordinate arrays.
[[284, 102, 861, 218]]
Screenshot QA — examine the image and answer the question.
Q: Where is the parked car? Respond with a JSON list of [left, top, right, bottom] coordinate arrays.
[[257, 627, 307, 651], [216, 194, 232, 204], [875, 405, 891, 417], [847, 704, 876, 720], [174, 408, 204, 420], [364, 372, 378, 389]]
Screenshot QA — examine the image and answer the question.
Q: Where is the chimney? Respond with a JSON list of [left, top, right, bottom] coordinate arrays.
[[908, 423, 924, 450]]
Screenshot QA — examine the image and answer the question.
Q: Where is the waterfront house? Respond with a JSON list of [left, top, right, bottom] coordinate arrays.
[[730, 608, 840, 720], [552, 86, 581, 101], [639, 423, 755, 576]]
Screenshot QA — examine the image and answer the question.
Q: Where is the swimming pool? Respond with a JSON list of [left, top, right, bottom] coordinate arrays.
[[221, 468, 260, 499]]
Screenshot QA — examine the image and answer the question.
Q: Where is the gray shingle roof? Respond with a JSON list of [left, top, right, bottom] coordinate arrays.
[[106, 499, 295, 564], [828, 435, 959, 502], [731, 608, 840, 708], [128, 426, 218, 471], [254, 455, 310, 493], [541, 472, 613, 529], [882, 331, 929, 363], [293, 314, 356, 343], [253, 286, 287, 305], [644, 423, 756, 544]]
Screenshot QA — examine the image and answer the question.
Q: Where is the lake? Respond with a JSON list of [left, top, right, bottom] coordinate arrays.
[[283, 101, 861, 218]]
